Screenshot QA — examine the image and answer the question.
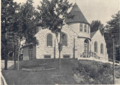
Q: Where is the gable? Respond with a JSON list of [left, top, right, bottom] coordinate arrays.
[[90, 31, 97, 38], [91, 30, 106, 44]]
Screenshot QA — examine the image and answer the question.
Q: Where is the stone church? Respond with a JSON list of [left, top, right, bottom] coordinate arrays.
[[22, 3, 108, 62]]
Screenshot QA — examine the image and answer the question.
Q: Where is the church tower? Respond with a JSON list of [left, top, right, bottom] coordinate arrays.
[[65, 3, 90, 38]]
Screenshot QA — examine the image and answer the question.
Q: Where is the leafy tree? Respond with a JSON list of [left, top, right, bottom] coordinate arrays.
[[106, 11, 120, 44], [1, 0, 38, 70], [105, 11, 120, 61], [115, 46, 120, 61], [1, 0, 19, 70], [12, 0, 38, 43], [12, 0, 39, 69], [37, 0, 73, 69], [90, 20, 104, 35]]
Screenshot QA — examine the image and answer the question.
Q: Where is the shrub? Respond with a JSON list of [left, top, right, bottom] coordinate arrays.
[[77, 62, 99, 79], [74, 60, 114, 84], [89, 66, 99, 79], [102, 63, 111, 68]]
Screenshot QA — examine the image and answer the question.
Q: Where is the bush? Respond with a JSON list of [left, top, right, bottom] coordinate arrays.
[[89, 65, 99, 79], [74, 61, 113, 84], [102, 63, 111, 68], [77, 62, 99, 79]]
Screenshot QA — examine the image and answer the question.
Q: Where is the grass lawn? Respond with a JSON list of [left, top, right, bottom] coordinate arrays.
[[2, 59, 120, 84], [2, 59, 78, 84]]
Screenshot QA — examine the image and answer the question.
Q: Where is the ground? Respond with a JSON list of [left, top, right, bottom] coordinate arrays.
[[2, 59, 120, 84]]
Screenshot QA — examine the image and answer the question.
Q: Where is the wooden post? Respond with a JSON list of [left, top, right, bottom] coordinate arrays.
[[54, 39, 56, 59], [113, 38, 115, 84], [119, 11, 120, 61], [73, 38, 75, 58]]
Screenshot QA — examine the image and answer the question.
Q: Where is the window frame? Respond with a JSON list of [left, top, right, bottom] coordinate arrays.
[[61, 33, 67, 46], [47, 33, 53, 47], [94, 41, 98, 53], [100, 43, 104, 54], [84, 24, 87, 32], [88, 25, 89, 33], [80, 23, 83, 32]]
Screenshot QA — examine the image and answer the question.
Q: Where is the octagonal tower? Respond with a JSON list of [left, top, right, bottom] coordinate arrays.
[[65, 3, 90, 38]]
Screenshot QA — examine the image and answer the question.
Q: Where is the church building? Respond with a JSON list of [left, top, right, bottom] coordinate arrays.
[[22, 3, 108, 62]]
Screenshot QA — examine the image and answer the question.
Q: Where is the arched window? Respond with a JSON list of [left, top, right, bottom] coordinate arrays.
[[101, 44, 104, 54], [80, 23, 83, 32], [84, 24, 87, 32], [47, 34, 52, 46], [62, 33, 67, 46], [94, 41, 97, 52]]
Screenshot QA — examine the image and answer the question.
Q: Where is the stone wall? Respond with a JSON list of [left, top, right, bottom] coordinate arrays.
[[34, 24, 108, 61], [35, 25, 78, 59], [91, 30, 108, 61]]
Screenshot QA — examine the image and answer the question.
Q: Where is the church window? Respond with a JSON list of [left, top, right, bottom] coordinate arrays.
[[88, 26, 89, 33], [101, 43, 104, 54], [84, 24, 87, 32], [62, 33, 67, 46], [80, 23, 83, 31], [47, 34, 52, 47], [94, 41, 98, 52]]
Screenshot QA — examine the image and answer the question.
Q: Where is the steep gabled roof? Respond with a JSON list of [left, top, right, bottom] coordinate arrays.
[[65, 3, 89, 24], [90, 31, 97, 38]]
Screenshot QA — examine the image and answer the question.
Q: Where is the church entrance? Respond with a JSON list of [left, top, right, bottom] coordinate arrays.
[[29, 45, 33, 60], [84, 39, 89, 57]]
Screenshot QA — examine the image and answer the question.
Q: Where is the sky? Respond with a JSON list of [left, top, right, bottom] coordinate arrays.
[[14, 0, 120, 26]]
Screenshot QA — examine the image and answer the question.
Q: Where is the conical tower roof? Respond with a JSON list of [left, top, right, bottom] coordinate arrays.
[[65, 3, 89, 24]]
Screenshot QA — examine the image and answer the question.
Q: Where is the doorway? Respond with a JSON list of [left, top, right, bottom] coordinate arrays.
[[84, 39, 89, 57]]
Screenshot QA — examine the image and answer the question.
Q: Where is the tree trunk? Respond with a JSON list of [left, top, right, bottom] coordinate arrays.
[[14, 45, 16, 70], [59, 32, 62, 69], [17, 38, 20, 70], [4, 50, 8, 70], [4, 13, 8, 70], [59, 48, 61, 69]]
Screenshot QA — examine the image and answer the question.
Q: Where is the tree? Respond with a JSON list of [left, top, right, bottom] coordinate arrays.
[[106, 11, 120, 44], [105, 11, 120, 61], [115, 46, 120, 61], [37, 0, 73, 69], [90, 20, 104, 35], [1, 0, 38, 70], [12, 0, 38, 42], [11, 0, 39, 69], [1, 0, 19, 70]]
